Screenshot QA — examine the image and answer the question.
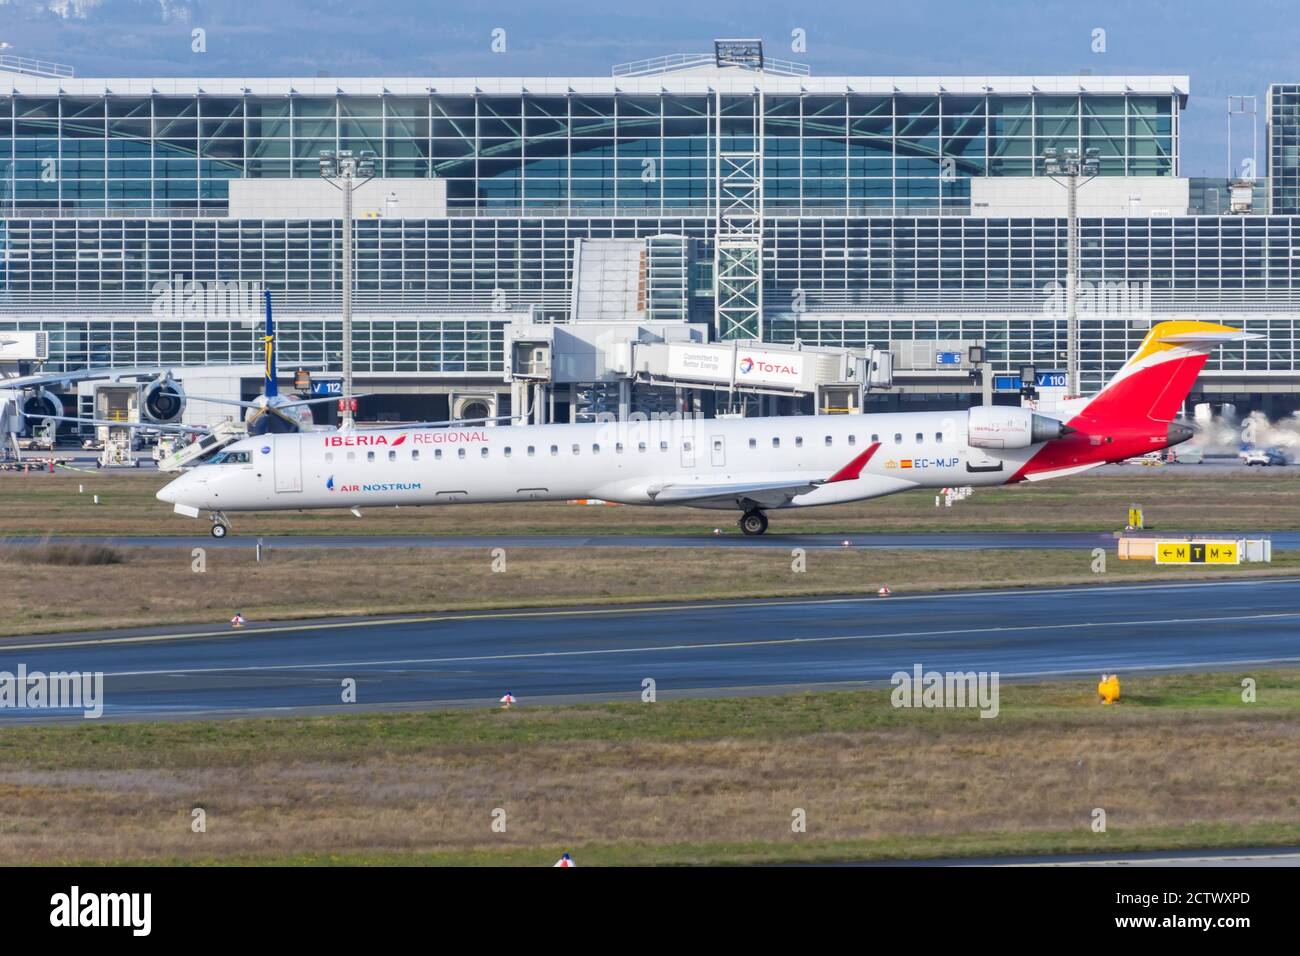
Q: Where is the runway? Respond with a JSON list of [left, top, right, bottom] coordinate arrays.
[[10, 530, 1300, 551], [2, 576, 1299, 721]]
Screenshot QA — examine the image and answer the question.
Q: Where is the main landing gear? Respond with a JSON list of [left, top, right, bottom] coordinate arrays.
[[209, 512, 231, 538], [739, 508, 769, 536]]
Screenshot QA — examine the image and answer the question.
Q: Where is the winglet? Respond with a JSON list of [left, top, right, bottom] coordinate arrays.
[[826, 441, 881, 483]]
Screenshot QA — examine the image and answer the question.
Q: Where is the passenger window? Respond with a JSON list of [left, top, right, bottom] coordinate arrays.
[[935, 432, 944, 443], [713, 439, 722, 452], [616, 443, 624, 453], [367, 451, 375, 463], [481, 447, 489, 458], [659, 441, 668, 451], [347, 452, 356, 462], [683, 441, 692, 452], [458, 448, 466, 459], [572, 444, 580, 455], [325, 452, 334, 463], [894, 433, 902, 444], [592, 444, 600, 454], [748, 438, 756, 449], [388, 450, 396, 462], [772, 437, 780, 448], [551, 445, 559, 456], [504, 447, 511, 458], [795, 436, 803, 448], [848, 435, 857, 446], [412, 450, 419, 461], [434, 449, 442, 460], [638, 442, 647, 452], [870, 434, 879, 443], [527, 446, 535, 457], [916, 432, 924, 444], [824, 435, 832, 446]]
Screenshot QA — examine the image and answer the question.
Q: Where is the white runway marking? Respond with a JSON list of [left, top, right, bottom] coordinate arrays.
[[3, 576, 1298, 652], [95, 609, 1300, 679]]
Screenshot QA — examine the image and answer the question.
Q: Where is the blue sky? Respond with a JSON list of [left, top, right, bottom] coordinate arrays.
[[1, 0, 1296, 175]]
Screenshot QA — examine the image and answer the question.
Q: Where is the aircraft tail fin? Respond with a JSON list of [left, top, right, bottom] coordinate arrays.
[[263, 288, 278, 400], [1076, 321, 1256, 425]]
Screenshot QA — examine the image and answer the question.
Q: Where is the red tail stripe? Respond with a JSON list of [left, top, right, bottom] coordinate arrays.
[[827, 441, 881, 483]]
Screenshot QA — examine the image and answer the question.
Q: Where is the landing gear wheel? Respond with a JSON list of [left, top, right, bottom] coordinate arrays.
[[210, 522, 228, 539], [739, 509, 769, 536]]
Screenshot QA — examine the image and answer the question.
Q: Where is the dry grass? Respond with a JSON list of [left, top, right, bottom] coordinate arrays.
[[0, 538, 125, 567], [1, 466, 1298, 537], [0, 673, 1296, 864], [1, 544, 1296, 636]]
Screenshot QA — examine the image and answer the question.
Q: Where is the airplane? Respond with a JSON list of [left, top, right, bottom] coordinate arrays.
[[188, 290, 357, 436], [22, 291, 356, 442], [3, 364, 188, 462], [156, 320, 1250, 538]]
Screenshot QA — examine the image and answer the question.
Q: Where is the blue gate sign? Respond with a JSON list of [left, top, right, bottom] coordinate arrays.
[[993, 371, 1066, 390], [311, 379, 343, 396]]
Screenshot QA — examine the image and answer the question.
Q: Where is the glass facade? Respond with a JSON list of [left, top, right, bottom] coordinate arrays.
[[0, 90, 1176, 216], [0, 313, 507, 377], [2, 213, 1296, 391], [1268, 84, 1300, 214], [0, 68, 1293, 400], [4, 214, 1299, 304]]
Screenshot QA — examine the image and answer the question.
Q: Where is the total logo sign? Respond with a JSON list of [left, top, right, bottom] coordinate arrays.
[[735, 349, 804, 386]]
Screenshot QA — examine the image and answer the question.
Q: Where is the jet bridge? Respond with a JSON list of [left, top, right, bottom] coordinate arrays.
[[505, 319, 892, 422]]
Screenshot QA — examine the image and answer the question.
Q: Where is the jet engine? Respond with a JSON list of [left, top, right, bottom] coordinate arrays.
[[18, 387, 63, 435], [967, 406, 1071, 449], [142, 374, 186, 423]]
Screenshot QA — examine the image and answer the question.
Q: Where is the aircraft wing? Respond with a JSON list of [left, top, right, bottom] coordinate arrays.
[[190, 393, 371, 410], [648, 478, 826, 508], [272, 393, 372, 409], [396, 413, 525, 428], [1, 366, 169, 391], [25, 413, 213, 435], [647, 442, 881, 508]]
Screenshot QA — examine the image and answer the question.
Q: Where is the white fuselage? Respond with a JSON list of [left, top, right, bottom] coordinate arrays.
[[158, 409, 1045, 518]]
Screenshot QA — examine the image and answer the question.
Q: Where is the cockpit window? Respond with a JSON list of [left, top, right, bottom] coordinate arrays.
[[208, 450, 250, 465]]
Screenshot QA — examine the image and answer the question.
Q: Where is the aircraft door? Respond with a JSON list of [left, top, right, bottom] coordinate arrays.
[[710, 434, 725, 467], [273, 434, 303, 492]]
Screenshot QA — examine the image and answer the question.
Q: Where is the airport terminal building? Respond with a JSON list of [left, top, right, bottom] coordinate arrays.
[[2, 40, 1300, 427]]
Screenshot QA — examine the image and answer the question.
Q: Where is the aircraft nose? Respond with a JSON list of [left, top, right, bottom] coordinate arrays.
[[157, 474, 191, 504]]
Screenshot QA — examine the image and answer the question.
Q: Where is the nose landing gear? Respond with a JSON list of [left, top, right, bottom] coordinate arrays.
[[738, 509, 769, 536], [209, 512, 231, 538]]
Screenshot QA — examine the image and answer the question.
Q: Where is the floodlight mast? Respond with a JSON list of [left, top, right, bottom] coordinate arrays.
[[319, 149, 377, 427], [1042, 145, 1100, 397]]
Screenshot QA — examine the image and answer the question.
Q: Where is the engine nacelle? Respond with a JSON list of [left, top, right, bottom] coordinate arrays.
[[18, 388, 63, 435], [142, 375, 186, 424], [967, 406, 1070, 449]]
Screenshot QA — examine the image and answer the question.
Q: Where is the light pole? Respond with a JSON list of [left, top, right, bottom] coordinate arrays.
[[319, 148, 376, 427], [1042, 145, 1099, 397]]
